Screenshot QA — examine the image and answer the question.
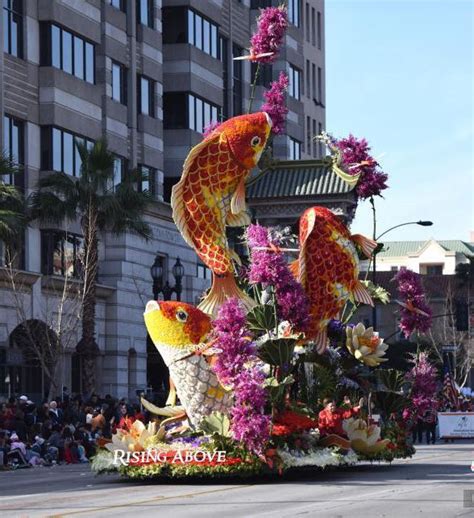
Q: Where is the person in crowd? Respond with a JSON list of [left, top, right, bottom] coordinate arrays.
[[423, 407, 437, 444], [49, 401, 64, 426]]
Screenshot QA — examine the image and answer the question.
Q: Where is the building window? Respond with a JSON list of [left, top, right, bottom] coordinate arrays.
[[312, 63, 316, 101], [390, 266, 399, 272], [311, 7, 316, 46], [112, 61, 127, 104], [112, 156, 125, 190], [3, 0, 23, 58], [188, 94, 220, 134], [232, 44, 243, 116], [305, 3, 310, 42], [317, 11, 322, 49], [187, 9, 219, 58], [109, 0, 126, 12], [163, 92, 220, 133], [137, 0, 153, 29], [312, 119, 317, 157], [40, 23, 95, 84], [318, 66, 323, 105], [424, 264, 443, 275], [251, 62, 273, 88], [41, 126, 93, 176], [138, 165, 156, 195], [289, 65, 301, 100], [288, 0, 300, 27], [138, 76, 155, 117], [289, 138, 301, 160], [305, 60, 310, 99], [3, 115, 24, 187], [197, 262, 211, 280], [250, 1, 272, 8], [41, 230, 83, 278], [221, 36, 229, 119]]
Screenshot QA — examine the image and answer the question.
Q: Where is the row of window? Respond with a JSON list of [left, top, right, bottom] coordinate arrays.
[[163, 93, 220, 134], [162, 7, 219, 59], [40, 24, 95, 84], [4, 0, 155, 61], [305, 3, 323, 49], [3, 115, 23, 187], [306, 117, 324, 158], [305, 60, 324, 105], [289, 137, 301, 161]]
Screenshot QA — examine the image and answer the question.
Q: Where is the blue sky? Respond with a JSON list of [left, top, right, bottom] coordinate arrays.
[[325, 0, 473, 242]]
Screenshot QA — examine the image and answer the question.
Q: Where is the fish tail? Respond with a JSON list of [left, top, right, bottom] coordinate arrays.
[[313, 328, 329, 354], [198, 273, 255, 317], [351, 234, 377, 258]]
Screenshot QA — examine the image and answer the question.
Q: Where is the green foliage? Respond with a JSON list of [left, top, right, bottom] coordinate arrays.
[[264, 375, 294, 407], [247, 304, 277, 334], [257, 338, 296, 367], [375, 369, 408, 393], [199, 412, 231, 437], [313, 364, 337, 402], [0, 152, 25, 245], [361, 280, 391, 304]]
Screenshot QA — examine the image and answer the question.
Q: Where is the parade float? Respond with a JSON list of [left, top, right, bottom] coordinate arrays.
[[92, 6, 431, 480]]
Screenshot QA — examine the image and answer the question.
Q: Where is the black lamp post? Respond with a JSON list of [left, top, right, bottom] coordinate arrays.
[[372, 220, 433, 330], [150, 255, 185, 301]]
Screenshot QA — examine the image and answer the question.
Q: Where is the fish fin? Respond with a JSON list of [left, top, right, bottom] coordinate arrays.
[[226, 210, 251, 227], [351, 234, 377, 258], [353, 280, 374, 306], [299, 208, 316, 247], [198, 272, 256, 317], [140, 397, 184, 417], [313, 329, 329, 354], [171, 134, 220, 250], [229, 248, 242, 266], [289, 259, 300, 279], [230, 177, 247, 215], [332, 162, 361, 187]]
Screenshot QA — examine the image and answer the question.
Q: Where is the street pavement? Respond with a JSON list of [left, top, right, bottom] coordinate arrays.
[[0, 442, 473, 518]]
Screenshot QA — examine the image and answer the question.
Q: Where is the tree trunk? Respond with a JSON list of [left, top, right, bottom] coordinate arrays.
[[76, 209, 100, 396]]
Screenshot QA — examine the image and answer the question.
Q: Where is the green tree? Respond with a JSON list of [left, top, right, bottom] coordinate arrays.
[[30, 139, 152, 394], [0, 152, 25, 258]]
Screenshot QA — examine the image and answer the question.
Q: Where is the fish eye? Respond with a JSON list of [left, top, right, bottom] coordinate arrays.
[[251, 136, 261, 147], [176, 309, 188, 323]]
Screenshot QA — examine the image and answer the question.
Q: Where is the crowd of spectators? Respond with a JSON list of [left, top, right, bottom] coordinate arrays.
[[0, 389, 147, 470]]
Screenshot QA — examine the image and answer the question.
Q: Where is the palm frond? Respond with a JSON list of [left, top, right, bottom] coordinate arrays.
[[78, 138, 115, 190], [28, 191, 77, 224]]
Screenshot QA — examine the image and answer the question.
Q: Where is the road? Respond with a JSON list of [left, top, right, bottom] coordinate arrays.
[[0, 442, 473, 517]]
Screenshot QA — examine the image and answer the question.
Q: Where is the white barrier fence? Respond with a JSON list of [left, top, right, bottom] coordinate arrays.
[[438, 412, 474, 438]]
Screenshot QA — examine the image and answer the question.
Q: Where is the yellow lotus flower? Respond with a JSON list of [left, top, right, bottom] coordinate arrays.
[[346, 323, 388, 367], [105, 420, 165, 453], [343, 418, 389, 455]]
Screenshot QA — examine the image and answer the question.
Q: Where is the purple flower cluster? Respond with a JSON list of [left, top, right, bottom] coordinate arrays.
[[394, 268, 433, 337], [212, 298, 270, 454], [334, 134, 388, 200], [246, 224, 310, 332], [404, 352, 438, 418], [261, 72, 289, 135], [250, 6, 288, 63]]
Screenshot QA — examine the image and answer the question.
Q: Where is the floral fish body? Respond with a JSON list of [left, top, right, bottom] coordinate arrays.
[[291, 206, 376, 352], [171, 112, 272, 316], [144, 300, 232, 427]]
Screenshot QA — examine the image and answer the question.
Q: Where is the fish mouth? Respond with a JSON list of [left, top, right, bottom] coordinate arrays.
[[144, 300, 160, 315]]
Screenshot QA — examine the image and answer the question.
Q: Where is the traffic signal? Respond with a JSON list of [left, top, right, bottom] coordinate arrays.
[[455, 301, 469, 332]]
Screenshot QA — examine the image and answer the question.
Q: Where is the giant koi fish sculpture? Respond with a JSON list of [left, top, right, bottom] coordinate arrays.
[[291, 206, 377, 353], [144, 300, 232, 427], [171, 112, 272, 316]]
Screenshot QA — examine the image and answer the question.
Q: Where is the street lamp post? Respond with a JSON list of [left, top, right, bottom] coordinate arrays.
[[150, 255, 185, 301], [371, 220, 433, 330]]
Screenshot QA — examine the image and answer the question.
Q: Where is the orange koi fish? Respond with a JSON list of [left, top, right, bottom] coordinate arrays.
[[291, 206, 377, 353], [171, 112, 272, 316]]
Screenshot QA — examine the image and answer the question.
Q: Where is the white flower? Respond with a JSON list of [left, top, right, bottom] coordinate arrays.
[[277, 447, 358, 469], [105, 420, 165, 453], [343, 418, 388, 454], [346, 323, 388, 367]]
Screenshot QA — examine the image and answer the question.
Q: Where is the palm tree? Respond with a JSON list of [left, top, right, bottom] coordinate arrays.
[[30, 139, 152, 394], [0, 152, 25, 260]]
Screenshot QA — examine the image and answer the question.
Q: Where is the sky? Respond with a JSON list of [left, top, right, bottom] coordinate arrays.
[[325, 0, 473, 242]]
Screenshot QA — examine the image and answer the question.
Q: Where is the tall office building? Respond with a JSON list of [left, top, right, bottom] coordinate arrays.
[[0, 0, 325, 400]]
